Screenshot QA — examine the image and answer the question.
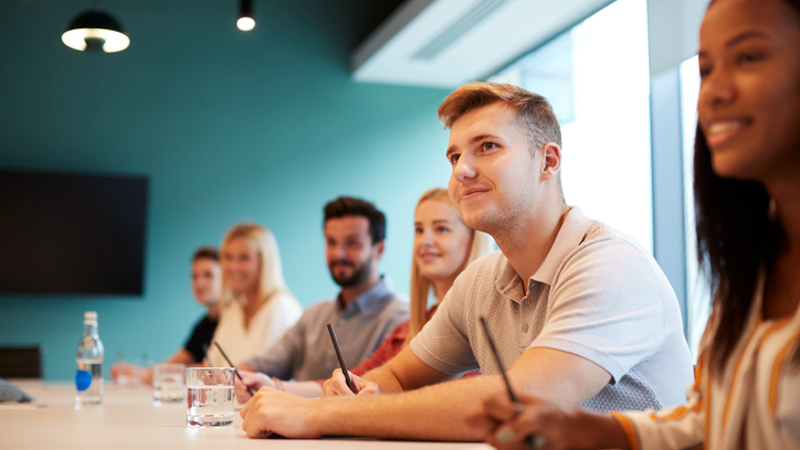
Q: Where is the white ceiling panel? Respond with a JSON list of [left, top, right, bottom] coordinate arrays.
[[352, 0, 612, 88]]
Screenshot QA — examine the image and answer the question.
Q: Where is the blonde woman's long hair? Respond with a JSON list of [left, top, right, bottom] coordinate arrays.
[[219, 223, 293, 314], [407, 188, 494, 341]]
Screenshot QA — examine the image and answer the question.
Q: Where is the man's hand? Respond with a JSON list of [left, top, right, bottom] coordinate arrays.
[[240, 388, 322, 439], [321, 369, 381, 398], [234, 370, 274, 402]]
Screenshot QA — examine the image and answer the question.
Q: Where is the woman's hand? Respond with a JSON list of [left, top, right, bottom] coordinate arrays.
[[234, 370, 274, 402], [321, 369, 381, 398], [110, 362, 152, 385], [481, 394, 629, 450]]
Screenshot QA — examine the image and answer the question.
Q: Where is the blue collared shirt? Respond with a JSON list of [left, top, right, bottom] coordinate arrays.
[[244, 276, 409, 381]]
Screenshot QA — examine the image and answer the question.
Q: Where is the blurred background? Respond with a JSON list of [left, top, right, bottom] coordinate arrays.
[[0, 0, 709, 379]]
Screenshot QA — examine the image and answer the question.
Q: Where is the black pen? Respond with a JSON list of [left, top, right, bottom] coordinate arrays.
[[213, 341, 255, 397], [326, 323, 356, 393], [479, 317, 544, 450]]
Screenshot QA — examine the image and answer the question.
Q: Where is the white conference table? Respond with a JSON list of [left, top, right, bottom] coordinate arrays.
[[0, 380, 492, 450]]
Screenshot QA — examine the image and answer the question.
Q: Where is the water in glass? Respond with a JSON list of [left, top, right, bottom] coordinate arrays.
[[186, 385, 234, 426]]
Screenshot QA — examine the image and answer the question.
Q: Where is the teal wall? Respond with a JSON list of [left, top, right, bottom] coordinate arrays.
[[0, 1, 452, 380]]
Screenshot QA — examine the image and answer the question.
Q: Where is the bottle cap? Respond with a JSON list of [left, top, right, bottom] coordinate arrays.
[[84, 311, 97, 322]]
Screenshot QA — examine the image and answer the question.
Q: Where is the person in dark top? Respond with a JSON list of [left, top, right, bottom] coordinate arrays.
[[180, 246, 222, 362], [111, 246, 222, 384]]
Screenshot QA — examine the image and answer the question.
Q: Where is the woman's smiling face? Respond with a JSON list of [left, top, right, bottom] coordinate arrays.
[[221, 237, 261, 294], [413, 199, 473, 283], [697, 0, 800, 183]]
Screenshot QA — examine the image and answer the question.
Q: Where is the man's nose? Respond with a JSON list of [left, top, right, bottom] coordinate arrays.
[[329, 244, 346, 259], [452, 154, 477, 182]]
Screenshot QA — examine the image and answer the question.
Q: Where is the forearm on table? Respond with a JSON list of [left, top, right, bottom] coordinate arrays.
[[282, 380, 323, 398], [166, 349, 195, 365], [362, 365, 405, 393], [360, 346, 452, 394], [314, 375, 508, 440], [241, 355, 291, 380]]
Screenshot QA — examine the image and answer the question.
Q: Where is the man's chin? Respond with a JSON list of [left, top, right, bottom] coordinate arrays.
[[462, 212, 492, 233], [331, 272, 352, 286]]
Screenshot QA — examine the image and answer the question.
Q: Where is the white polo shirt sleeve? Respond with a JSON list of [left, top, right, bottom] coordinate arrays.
[[528, 235, 671, 383]]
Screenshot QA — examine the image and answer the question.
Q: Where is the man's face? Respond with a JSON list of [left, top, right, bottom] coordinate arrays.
[[446, 102, 542, 234], [324, 216, 380, 287], [191, 258, 222, 306]]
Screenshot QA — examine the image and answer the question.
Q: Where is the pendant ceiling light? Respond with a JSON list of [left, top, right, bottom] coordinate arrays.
[[237, 0, 255, 31], [62, 9, 130, 53]]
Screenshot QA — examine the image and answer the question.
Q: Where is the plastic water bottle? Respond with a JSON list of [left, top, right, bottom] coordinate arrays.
[[75, 311, 104, 408]]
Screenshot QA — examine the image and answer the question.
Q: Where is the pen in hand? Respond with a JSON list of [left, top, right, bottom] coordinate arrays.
[[326, 323, 356, 393], [213, 341, 255, 397], [480, 317, 545, 450]]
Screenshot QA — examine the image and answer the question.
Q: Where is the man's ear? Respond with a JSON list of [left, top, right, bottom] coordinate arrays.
[[373, 240, 386, 259], [540, 142, 562, 181]]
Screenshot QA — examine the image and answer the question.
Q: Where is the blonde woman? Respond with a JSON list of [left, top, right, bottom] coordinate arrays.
[[205, 223, 302, 366], [349, 188, 494, 376]]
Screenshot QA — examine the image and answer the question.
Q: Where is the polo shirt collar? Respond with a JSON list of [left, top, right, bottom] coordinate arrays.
[[495, 206, 594, 302], [337, 275, 394, 317], [532, 206, 594, 285]]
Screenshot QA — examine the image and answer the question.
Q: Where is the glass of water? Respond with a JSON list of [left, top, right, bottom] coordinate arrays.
[[153, 363, 186, 404], [185, 367, 235, 427]]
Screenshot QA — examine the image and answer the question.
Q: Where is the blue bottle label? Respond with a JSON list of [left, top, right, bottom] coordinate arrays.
[[76, 370, 92, 391]]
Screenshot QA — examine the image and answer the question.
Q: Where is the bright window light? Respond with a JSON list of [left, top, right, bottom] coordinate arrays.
[[490, 0, 653, 253], [679, 55, 709, 360]]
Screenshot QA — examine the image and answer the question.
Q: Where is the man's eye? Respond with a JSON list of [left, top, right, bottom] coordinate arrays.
[[482, 142, 496, 151], [436, 226, 449, 233], [449, 154, 460, 164]]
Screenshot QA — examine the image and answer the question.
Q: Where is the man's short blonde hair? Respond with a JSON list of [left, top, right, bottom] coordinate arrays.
[[437, 82, 562, 151]]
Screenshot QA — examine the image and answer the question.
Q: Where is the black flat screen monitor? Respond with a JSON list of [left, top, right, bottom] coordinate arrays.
[[0, 170, 148, 295]]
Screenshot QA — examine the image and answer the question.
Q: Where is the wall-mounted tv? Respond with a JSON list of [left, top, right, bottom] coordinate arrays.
[[0, 170, 148, 296]]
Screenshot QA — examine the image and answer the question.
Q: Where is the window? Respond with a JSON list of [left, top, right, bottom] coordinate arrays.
[[679, 55, 710, 359], [489, 0, 653, 251]]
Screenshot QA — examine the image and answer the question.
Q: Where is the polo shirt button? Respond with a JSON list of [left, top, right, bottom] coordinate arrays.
[[522, 324, 529, 333]]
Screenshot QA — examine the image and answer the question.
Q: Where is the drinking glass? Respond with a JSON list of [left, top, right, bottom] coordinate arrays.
[[185, 367, 234, 427], [153, 363, 185, 404]]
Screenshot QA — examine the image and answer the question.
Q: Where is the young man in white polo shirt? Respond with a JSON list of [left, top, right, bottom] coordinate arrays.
[[239, 82, 693, 441]]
